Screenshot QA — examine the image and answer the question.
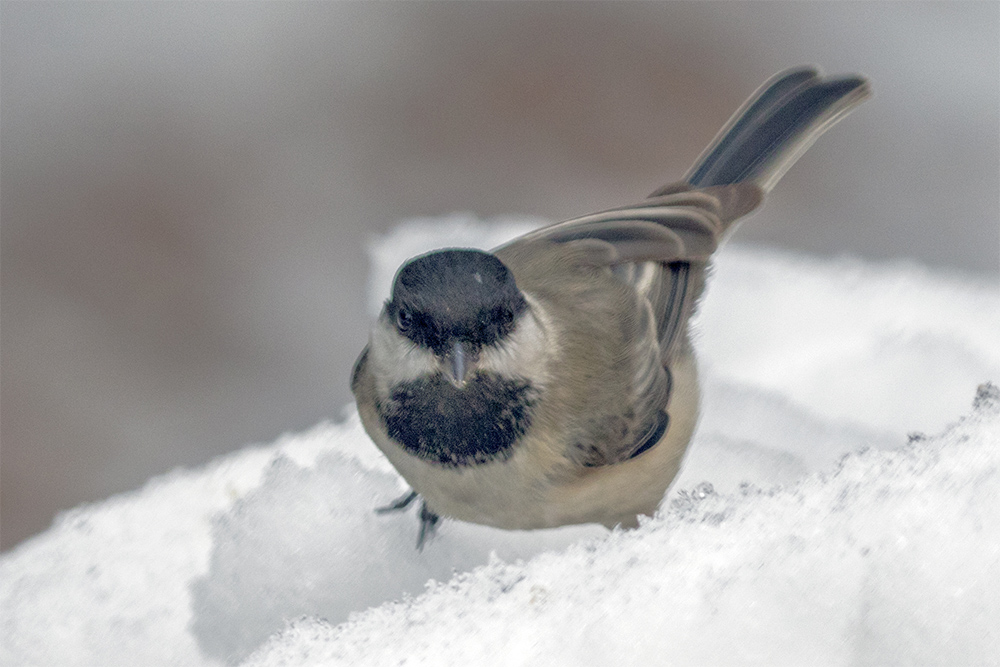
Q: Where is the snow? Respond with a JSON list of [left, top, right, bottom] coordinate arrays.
[[2, 216, 998, 666]]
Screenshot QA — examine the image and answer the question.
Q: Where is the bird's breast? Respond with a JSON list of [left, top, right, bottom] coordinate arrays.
[[377, 373, 537, 467]]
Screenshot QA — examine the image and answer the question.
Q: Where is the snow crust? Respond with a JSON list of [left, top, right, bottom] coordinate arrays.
[[2, 216, 998, 666]]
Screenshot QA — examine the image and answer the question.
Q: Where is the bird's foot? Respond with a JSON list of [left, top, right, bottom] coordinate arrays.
[[375, 490, 419, 514], [416, 500, 440, 551], [375, 489, 440, 550]]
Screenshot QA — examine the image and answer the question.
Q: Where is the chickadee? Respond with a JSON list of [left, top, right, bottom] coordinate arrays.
[[352, 66, 871, 547]]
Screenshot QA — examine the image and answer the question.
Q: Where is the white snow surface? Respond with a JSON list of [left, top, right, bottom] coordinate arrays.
[[2, 216, 998, 666]]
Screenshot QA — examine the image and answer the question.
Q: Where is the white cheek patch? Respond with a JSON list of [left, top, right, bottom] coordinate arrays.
[[368, 321, 440, 397], [478, 297, 553, 389]]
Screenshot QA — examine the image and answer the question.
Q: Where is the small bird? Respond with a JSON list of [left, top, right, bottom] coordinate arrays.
[[352, 66, 871, 547]]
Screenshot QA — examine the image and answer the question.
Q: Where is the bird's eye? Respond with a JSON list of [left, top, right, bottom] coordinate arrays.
[[396, 309, 413, 332]]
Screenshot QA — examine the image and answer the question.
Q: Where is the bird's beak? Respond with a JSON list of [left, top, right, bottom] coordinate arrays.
[[444, 341, 476, 388]]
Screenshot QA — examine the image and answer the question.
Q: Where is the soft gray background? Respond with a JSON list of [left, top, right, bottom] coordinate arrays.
[[2, 2, 997, 550]]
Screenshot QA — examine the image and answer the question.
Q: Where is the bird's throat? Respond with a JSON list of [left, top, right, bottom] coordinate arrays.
[[378, 373, 536, 467]]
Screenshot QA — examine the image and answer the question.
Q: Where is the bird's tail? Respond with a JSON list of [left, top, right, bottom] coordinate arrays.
[[682, 66, 871, 193]]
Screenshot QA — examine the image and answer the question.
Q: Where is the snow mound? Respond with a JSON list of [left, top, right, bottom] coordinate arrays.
[[245, 386, 1000, 667], [189, 427, 602, 664], [2, 215, 998, 666]]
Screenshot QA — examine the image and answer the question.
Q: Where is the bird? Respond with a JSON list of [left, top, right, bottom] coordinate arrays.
[[351, 66, 871, 548]]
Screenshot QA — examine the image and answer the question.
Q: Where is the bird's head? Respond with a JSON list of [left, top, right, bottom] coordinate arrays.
[[382, 249, 528, 388]]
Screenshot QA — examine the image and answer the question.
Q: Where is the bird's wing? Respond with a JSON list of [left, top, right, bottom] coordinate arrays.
[[495, 182, 761, 359], [493, 184, 761, 466], [502, 184, 760, 263]]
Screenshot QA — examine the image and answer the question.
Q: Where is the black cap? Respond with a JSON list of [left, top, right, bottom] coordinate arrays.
[[388, 249, 527, 355]]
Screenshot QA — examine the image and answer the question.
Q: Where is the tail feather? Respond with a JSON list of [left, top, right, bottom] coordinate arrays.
[[684, 67, 871, 193]]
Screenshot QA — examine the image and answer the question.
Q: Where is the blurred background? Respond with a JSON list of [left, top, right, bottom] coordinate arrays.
[[2, 2, 997, 551]]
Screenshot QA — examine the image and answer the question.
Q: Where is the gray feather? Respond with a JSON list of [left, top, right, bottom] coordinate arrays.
[[683, 66, 871, 192]]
